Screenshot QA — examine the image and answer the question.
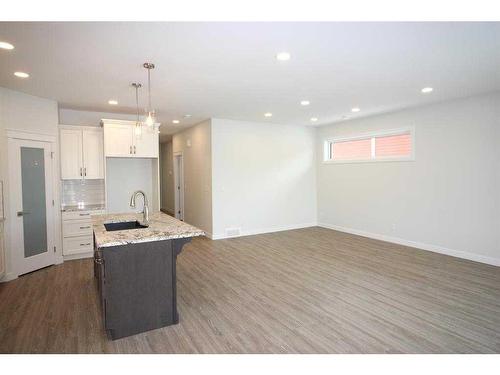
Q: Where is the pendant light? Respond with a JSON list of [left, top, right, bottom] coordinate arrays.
[[143, 62, 156, 127], [132, 82, 143, 137]]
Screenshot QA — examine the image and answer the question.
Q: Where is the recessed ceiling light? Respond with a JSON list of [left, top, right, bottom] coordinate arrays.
[[310, 117, 318, 122], [108, 100, 118, 105], [351, 107, 360, 113], [264, 112, 273, 117], [300, 100, 310, 106], [276, 52, 291, 61], [14, 71, 29, 78], [0, 41, 14, 50], [183, 114, 192, 118], [172, 120, 180, 124], [421, 87, 433, 93]]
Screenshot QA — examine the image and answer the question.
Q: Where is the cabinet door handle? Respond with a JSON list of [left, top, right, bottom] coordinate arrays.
[[79, 213, 90, 216], [80, 167, 83, 176], [134, 145, 136, 154], [84, 167, 87, 177], [130, 146, 132, 154], [80, 243, 91, 246], [79, 226, 91, 229]]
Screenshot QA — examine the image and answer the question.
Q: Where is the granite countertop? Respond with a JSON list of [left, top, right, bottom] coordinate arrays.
[[92, 211, 205, 248], [62, 204, 106, 212]]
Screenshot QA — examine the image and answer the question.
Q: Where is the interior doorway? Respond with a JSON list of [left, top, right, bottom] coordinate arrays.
[[173, 152, 184, 221], [8, 136, 56, 276]]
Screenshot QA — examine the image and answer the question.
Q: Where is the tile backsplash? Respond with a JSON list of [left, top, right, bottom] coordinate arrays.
[[61, 179, 105, 206]]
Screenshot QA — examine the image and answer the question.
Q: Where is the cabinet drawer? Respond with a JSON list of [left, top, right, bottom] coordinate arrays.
[[63, 235, 93, 256], [62, 210, 105, 221], [63, 219, 93, 237]]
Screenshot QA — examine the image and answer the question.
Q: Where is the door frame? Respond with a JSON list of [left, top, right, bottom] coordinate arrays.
[[173, 151, 184, 221], [4, 130, 61, 280]]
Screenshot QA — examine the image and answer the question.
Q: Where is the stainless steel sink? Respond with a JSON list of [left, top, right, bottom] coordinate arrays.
[[104, 221, 149, 231]]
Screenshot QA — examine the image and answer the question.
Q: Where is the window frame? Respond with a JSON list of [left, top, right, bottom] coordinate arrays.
[[323, 126, 415, 164]]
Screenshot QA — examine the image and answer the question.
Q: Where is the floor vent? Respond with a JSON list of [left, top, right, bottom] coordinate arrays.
[[225, 228, 241, 237]]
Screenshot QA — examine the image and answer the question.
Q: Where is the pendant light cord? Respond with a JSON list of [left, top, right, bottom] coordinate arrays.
[[147, 68, 152, 112], [135, 84, 140, 124]]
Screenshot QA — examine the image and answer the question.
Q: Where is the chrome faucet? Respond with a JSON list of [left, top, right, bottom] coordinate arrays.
[[130, 190, 149, 225]]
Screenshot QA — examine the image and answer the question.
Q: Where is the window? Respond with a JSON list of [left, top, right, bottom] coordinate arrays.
[[324, 128, 414, 163]]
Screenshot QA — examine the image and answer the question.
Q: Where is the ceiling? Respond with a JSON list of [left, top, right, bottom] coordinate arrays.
[[1, 22, 500, 136]]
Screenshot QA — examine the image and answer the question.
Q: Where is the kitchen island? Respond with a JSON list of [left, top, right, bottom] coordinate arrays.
[[92, 212, 204, 340]]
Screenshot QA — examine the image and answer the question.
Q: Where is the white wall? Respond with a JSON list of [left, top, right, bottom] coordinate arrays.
[[59, 108, 137, 127], [105, 158, 155, 214], [172, 120, 213, 235], [211, 118, 317, 239], [316, 92, 500, 266], [160, 141, 175, 214], [0, 87, 62, 281], [2, 88, 59, 135]]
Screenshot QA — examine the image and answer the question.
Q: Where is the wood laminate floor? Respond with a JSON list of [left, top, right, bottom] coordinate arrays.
[[1, 227, 499, 353]]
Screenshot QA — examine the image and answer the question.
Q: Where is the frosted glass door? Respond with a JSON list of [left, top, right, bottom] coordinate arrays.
[[20, 147, 48, 258], [8, 137, 55, 276]]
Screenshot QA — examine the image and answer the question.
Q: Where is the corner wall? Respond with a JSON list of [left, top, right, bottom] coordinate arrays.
[[211, 118, 317, 239], [316, 92, 500, 266], [172, 120, 213, 236]]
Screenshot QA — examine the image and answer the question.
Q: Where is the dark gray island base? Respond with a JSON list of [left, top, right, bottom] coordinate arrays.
[[94, 238, 190, 340], [91, 212, 205, 340]]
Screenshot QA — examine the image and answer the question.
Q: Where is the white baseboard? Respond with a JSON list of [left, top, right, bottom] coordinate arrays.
[[318, 222, 500, 267], [160, 207, 175, 215], [0, 252, 93, 283], [212, 222, 318, 240], [0, 271, 17, 283], [204, 232, 214, 240], [63, 252, 93, 261]]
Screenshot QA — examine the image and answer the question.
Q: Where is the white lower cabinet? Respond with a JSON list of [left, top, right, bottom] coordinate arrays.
[[62, 210, 105, 258], [63, 235, 94, 256], [62, 219, 93, 237]]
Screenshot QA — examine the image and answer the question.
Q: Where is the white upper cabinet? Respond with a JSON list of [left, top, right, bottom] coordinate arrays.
[[82, 130, 105, 179], [103, 123, 135, 157], [60, 126, 104, 180], [134, 129, 159, 158], [60, 128, 83, 179], [103, 119, 159, 158]]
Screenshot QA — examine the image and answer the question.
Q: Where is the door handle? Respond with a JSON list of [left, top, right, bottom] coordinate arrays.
[[80, 167, 83, 176], [130, 146, 132, 154], [134, 145, 136, 154], [17, 211, 31, 216], [84, 167, 87, 177]]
